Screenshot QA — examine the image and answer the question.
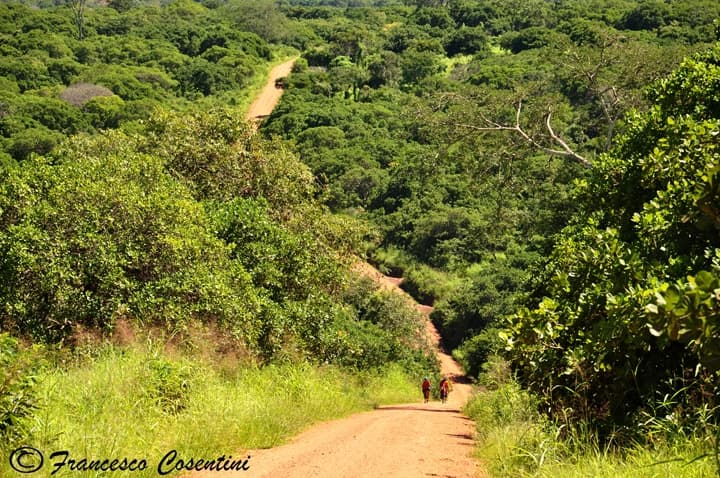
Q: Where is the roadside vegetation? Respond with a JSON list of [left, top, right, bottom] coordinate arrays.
[[0, 1, 437, 468], [0, 105, 436, 472], [0, 335, 419, 478], [2, 0, 720, 476], [465, 356, 717, 477]]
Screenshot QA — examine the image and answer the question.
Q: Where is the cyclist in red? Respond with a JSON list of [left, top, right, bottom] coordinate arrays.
[[439, 377, 452, 403]]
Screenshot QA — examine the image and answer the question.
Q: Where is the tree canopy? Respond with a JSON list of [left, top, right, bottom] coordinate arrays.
[[3, 0, 720, 447]]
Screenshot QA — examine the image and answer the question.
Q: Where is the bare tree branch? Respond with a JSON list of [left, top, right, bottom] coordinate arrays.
[[544, 112, 593, 168], [446, 99, 592, 168]]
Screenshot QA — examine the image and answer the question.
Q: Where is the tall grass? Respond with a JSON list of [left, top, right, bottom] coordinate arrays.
[[464, 356, 718, 477], [0, 344, 418, 477], [370, 245, 413, 277], [401, 263, 463, 305]]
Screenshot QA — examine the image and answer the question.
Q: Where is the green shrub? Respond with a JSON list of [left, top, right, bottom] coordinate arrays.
[[369, 246, 411, 277], [0, 130, 260, 342], [504, 44, 720, 434], [464, 357, 719, 477], [401, 263, 460, 305], [313, 276, 437, 372], [432, 255, 530, 354], [444, 26, 490, 57], [453, 327, 503, 378], [207, 197, 337, 302], [83, 94, 126, 129], [143, 108, 315, 209], [0, 333, 44, 444], [292, 57, 308, 73], [5, 126, 64, 161]]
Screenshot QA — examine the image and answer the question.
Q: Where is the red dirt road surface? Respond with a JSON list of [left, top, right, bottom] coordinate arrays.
[[245, 59, 296, 122], [187, 263, 484, 478]]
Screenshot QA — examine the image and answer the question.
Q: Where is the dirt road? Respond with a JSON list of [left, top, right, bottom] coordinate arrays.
[[351, 262, 474, 407], [245, 59, 296, 123], [198, 263, 482, 478], [194, 61, 484, 477]]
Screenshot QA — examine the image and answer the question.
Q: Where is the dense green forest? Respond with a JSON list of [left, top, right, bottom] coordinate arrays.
[[263, 0, 720, 470], [0, 1, 437, 462], [2, 0, 720, 475], [262, 0, 720, 438]]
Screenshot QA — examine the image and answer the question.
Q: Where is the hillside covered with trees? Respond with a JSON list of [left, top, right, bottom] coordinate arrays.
[[2, 0, 720, 475]]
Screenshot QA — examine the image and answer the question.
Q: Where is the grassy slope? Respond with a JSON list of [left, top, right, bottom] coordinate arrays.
[[0, 344, 418, 478]]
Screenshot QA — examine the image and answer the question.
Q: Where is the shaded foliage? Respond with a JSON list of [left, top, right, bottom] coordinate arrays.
[[505, 44, 720, 437], [0, 1, 273, 160]]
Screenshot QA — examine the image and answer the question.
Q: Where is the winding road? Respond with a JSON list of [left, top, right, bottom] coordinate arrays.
[[188, 59, 485, 478], [198, 264, 484, 478]]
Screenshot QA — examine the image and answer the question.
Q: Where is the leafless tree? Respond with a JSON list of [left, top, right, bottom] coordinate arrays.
[[449, 99, 592, 168], [68, 0, 86, 40]]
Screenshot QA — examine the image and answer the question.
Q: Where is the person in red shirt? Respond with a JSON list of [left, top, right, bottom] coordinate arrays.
[[421, 377, 431, 403]]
